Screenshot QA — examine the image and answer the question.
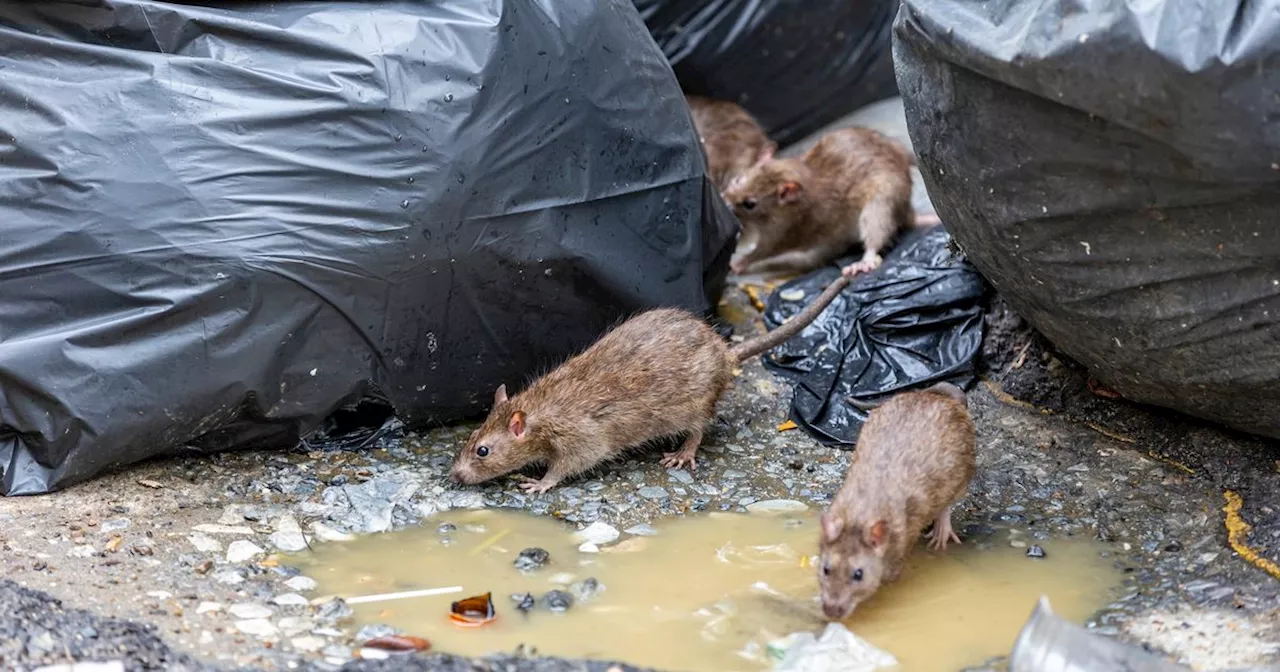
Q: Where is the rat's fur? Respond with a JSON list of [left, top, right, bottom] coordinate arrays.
[[723, 126, 915, 279], [449, 276, 852, 493], [817, 382, 975, 621], [687, 95, 776, 194]]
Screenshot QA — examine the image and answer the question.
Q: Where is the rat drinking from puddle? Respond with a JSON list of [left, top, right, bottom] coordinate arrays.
[[723, 127, 922, 280], [448, 275, 853, 494], [817, 382, 976, 621]]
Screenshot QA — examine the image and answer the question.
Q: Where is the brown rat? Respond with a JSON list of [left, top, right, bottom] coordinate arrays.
[[816, 381, 976, 621], [686, 95, 776, 194], [723, 126, 916, 279], [449, 275, 852, 494]]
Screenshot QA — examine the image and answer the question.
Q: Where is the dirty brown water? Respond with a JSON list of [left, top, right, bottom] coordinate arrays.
[[295, 509, 1122, 670]]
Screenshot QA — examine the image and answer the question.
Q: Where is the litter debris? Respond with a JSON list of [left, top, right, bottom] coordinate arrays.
[[769, 622, 897, 671], [1008, 596, 1189, 671], [449, 592, 496, 627], [362, 635, 430, 652], [762, 227, 985, 445], [345, 586, 464, 606]]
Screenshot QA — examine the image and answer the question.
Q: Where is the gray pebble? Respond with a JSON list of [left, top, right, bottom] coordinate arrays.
[[544, 590, 573, 612], [637, 486, 669, 500], [514, 547, 550, 572]]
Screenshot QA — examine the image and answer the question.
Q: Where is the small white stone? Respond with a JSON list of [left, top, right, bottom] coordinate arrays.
[[269, 514, 308, 553], [273, 593, 310, 607], [358, 648, 392, 661], [217, 506, 245, 526], [310, 522, 355, 543], [574, 521, 620, 545], [229, 603, 273, 619], [578, 542, 599, 554], [187, 532, 222, 553], [278, 616, 315, 637], [746, 499, 808, 514], [285, 576, 318, 592], [194, 524, 255, 536], [291, 636, 326, 653], [196, 602, 224, 615], [212, 570, 245, 585], [234, 618, 279, 638], [226, 540, 265, 563]]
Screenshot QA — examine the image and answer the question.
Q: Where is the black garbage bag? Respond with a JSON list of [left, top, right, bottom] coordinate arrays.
[[634, 0, 899, 148], [0, 0, 736, 495], [761, 226, 985, 446], [895, 0, 1280, 439]]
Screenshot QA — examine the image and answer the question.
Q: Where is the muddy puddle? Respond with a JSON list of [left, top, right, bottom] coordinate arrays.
[[294, 509, 1122, 670]]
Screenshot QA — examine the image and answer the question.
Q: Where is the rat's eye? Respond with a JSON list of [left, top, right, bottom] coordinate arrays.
[[740, 197, 757, 211], [821, 561, 831, 577], [852, 568, 864, 582], [476, 445, 490, 458]]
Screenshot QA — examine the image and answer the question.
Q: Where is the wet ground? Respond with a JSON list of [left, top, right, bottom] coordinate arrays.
[[3, 99, 1280, 671]]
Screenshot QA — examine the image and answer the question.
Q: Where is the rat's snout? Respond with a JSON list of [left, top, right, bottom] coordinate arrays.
[[821, 599, 853, 622]]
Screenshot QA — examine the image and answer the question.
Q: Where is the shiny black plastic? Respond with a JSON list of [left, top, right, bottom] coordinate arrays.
[[634, 0, 899, 147], [762, 227, 985, 446], [895, 0, 1280, 438], [0, 0, 736, 495]]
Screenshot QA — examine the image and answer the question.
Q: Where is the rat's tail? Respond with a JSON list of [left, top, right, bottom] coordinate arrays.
[[731, 275, 851, 362]]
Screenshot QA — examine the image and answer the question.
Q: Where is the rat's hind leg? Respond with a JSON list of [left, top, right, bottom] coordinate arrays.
[[740, 248, 832, 276], [842, 196, 900, 278], [660, 426, 703, 471], [926, 504, 962, 552]]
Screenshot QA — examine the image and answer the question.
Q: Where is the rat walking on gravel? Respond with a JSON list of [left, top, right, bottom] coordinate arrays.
[[723, 126, 922, 279], [816, 382, 976, 621], [448, 275, 853, 494]]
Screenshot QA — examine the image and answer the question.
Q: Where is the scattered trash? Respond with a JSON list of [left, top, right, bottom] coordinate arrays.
[[1008, 596, 1190, 671], [769, 622, 897, 671], [514, 548, 551, 572], [362, 635, 431, 652], [344, 586, 464, 606], [762, 226, 985, 445], [449, 593, 497, 627]]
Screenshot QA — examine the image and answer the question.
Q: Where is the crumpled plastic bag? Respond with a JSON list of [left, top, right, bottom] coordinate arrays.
[[761, 226, 986, 446]]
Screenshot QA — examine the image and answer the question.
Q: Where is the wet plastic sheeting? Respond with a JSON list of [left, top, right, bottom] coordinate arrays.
[[0, 0, 736, 495], [634, 0, 899, 147], [895, 0, 1280, 439], [762, 227, 985, 446]]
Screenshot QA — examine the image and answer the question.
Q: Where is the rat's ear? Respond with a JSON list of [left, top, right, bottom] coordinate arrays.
[[820, 512, 842, 543], [866, 520, 887, 548], [777, 180, 802, 203], [757, 141, 777, 164], [494, 384, 508, 405], [508, 410, 527, 438]]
